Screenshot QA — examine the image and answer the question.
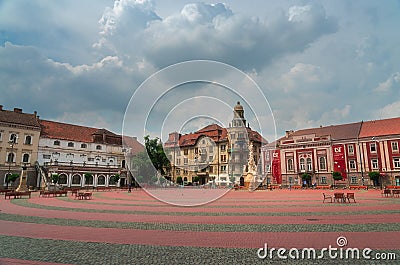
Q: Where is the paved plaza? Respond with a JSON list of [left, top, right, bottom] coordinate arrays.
[[0, 188, 399, 264]]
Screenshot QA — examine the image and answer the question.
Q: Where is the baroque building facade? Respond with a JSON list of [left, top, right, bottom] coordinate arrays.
[[261, 117, 400, 188], [38, 120, 144, 188], [164, 102, 265, 186], [0, 106, 41, 188]]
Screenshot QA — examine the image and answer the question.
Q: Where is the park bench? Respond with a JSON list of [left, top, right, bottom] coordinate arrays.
[[40, 190, 68, 198], [0, 189, 13, 194], [322, 193, 332, 203], [4, 191, 31, 199], [75, 192, 92, 200], [316, 185, 331, 190], [349, 185, 368, 190]]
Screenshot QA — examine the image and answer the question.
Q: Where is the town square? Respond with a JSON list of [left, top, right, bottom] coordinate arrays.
[[1, 0, 400, 264]]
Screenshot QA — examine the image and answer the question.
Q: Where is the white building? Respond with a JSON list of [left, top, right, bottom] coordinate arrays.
[[38, 120, 144, 188]]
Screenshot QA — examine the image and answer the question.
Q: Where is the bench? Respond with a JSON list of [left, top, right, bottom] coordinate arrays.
[[349, 185, 368, 190], [323, 193, 332, 203], [5, 191, 31, 199], [316, 185, 331, 190], [40, 190, 68, 198], [0, 189, 13, 194], [333, 193, 346, 203], [75, 192, 92, 200]]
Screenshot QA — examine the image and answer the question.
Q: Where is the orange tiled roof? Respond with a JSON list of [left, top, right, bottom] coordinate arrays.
[[40, 120, 98, 142], [165, 123, 265, 147], [359, 117, 400, 138]]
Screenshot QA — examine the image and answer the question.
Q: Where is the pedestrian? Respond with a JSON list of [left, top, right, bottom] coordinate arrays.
[[128, 183, 132, 193]]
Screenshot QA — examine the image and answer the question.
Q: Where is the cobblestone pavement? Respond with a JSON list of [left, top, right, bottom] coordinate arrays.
[[0, 188, 399, 264]]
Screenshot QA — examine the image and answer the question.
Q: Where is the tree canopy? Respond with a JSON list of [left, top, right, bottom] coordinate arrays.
[[144, 135, 170, 176]]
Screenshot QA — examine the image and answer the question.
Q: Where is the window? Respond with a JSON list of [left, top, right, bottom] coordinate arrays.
[[9, 133, 18, 143], [350, 176, 357, 184], [183, 170, 188, 175], [209, 166, 213, 173], [348, 145, 354, 154], [88, 158, 94, 162], [68, 142, 74, 147], [96, 145, 102, 150], [300, 158, 305, 171], [195, 148, 198, 154], [81, 143, 87, 148], [221, 155, 227, 162], [266, 164, 271, 173], [392, 142, 399, 152], [394, 158, 400, 168], [176, 168, 180, 175], [54, 140, 60, 146], [176, 158, 180, 165], [319, 157, 326, 170], [97, 176, 106, 185], [24, 135, 32, 145], [7, 153, 15, 163], [306, 158, 312, 171], [220, 165, 227, 173], [184, 149, 188, 155], [22, 153, 30, 163], [184, 158, 188, 165], [321, 176, 327, 184], [370, 142, 377, 152], [209, 155, 213, 162], [287, 159, 293, 171], [220, 145, 226, 152], [43, 154, 51, 159], [349, 160, 356, 169], [371, 159, 378, 169], [0, 131, 2, 141], [72, 175, 81, 185]]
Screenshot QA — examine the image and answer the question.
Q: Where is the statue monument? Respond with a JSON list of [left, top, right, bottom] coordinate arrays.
[[243, 143, 257, 190], [16, 166, 29, 192]]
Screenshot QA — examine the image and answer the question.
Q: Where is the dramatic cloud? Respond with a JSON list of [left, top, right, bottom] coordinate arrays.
[[0, 0, 399, 139]]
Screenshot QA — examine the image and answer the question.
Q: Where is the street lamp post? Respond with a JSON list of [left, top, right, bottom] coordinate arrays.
[[6, 136, 17, 187]]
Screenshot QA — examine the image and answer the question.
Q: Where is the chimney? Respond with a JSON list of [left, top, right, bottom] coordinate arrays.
[[0, 105, 3, 111], [34, 111, 37, 117], [285, 130, 294, 138], [14, 108, 23, 113]]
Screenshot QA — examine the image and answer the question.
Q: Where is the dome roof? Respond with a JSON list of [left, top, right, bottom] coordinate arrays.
[[234, 101, 243, 111]]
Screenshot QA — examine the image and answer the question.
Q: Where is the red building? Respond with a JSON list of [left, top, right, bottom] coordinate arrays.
[[261, 117, 400, 188]]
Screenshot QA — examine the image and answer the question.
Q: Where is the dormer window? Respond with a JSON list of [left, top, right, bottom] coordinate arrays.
[[81, 143, 87, 148], [68, 142, 74, 147], [96, 145, 102, 150], [54, 140, 60, 146]]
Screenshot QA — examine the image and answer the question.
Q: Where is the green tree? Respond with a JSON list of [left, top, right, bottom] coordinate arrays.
[[193, 176, 200, 184], [144, 135, 170, 176], [110, 174, 120, 185], [51, 174, 60, 184], [176, 176, 183, 185], [5, 173, 19, 188], [131, 151, 156, 182], [84, 173, 93, 187], [332, 171, 343, 188], [368, 171, 380, 187]]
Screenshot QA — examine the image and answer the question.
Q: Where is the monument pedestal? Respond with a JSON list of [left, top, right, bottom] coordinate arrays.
[[16, 168, 29, 192], [244, 172, 256, 191]]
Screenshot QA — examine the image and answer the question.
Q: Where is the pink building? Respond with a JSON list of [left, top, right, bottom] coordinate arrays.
[[261, 117, 400, 188]]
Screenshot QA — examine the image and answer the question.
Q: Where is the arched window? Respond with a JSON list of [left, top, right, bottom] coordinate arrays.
[[300, 158, 305, 171], [58, 174, 68, 185], [85, 175, 94, 185], [22, 153, 30, 163], [81, 143, 87, 148], [96, 145, 102, 150], [72, 174, 81, 185], [7, 153, 15, 163], [24, 135, 32, 145], [306, 158, 312, 171], [97, 175, 106, 185], [9, 133, 18, 143]]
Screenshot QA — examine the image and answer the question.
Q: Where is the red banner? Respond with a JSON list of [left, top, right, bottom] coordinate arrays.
[[272, 150, 282, 184], [332, 144, 347, 179]]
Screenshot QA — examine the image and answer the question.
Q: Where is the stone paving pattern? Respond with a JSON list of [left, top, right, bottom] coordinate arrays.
[[0, 188, 399, 264]]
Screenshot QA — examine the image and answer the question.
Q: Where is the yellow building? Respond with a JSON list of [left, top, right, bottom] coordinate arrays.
[[0, 106, 41, 188], [164, 102, 265, 186]]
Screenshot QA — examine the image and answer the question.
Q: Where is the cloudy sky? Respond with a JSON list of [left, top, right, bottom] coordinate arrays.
[[1, 0, 400, 143]]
